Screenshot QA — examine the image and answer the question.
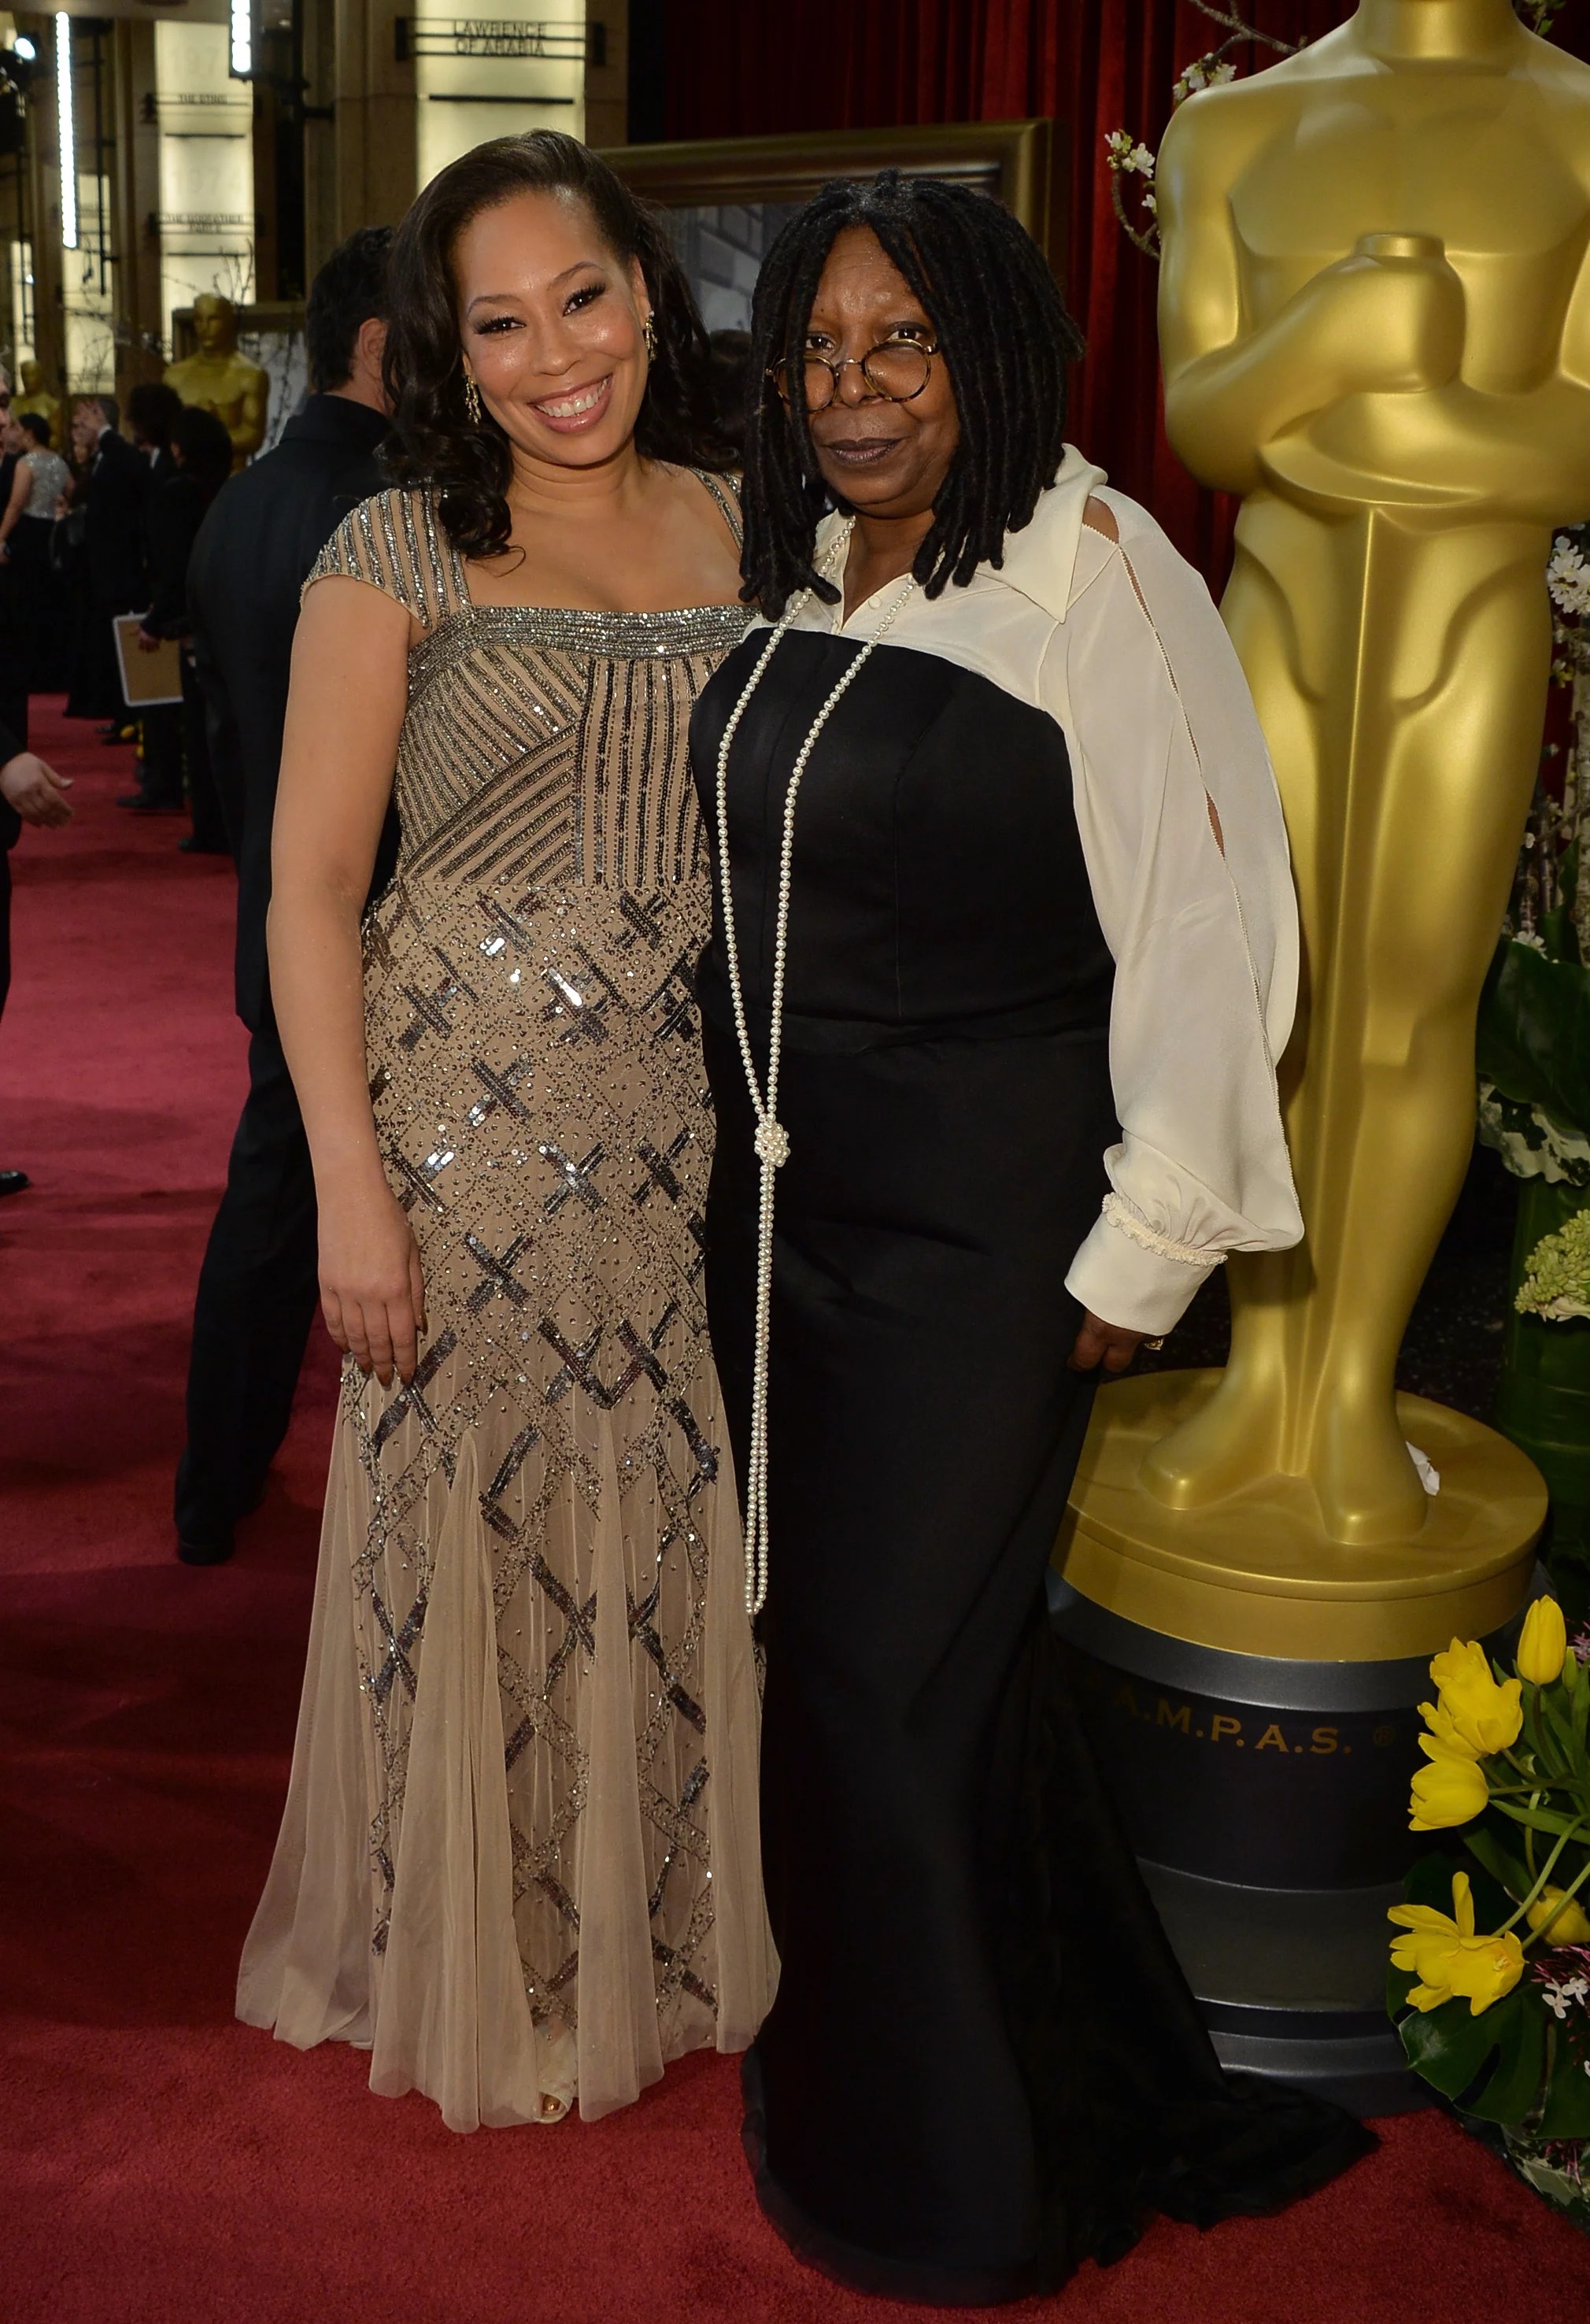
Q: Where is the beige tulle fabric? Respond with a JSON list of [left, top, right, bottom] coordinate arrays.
[[237, 482, 775, 2128]]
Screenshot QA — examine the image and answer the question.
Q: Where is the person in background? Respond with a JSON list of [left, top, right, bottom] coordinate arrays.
[[172, 226, 396, 1565], [137, 404, 235, 845], [0, 718, 74, 1194], [708, 326, 752, 461], [67, 397, 148, 738], [127, 379, 183, 487], [117, 382, 192, 808], [0, 396, 28, 752], [0, 411, 73, 698]]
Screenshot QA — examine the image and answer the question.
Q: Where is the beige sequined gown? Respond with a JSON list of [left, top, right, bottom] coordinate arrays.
[[237, 479, 775, 2129]]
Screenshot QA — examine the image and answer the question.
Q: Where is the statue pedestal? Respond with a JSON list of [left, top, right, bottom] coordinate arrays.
[[1054, 1370, 1546, 2115]]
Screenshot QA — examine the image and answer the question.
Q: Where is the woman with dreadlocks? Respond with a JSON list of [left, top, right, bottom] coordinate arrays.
[[692, 173, 1374, 2301]]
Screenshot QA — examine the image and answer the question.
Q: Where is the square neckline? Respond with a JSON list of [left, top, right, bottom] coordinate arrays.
[[449, 465, 745, 622]]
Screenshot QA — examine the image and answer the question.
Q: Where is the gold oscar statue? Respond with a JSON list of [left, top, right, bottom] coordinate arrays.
[[1062, 0, 1583, 1659], [164, 293, 269, 469], [14, 361, 61, 447]]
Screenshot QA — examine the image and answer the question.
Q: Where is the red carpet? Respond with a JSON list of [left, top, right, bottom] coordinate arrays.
[[3, 695, 1588, 2324]]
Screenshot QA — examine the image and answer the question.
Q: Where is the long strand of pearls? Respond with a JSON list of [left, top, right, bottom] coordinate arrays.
[[715, 525, 917, 1613]]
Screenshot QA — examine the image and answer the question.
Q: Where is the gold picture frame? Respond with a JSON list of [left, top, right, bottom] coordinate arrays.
[[596, 121, 1068, 339]]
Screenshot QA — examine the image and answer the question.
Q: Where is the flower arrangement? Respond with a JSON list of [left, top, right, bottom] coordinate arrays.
[[1477, 524, 1590, 1193], [1482, 516, 1590, 1595], [1388, 1604, 1590, 2220], [1103, 5, 1297, 261], [1518, 1210, 1590, 1324]]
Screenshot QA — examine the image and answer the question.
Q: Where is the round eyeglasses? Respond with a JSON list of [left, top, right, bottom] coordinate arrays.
[[769, 337, 939, 413]]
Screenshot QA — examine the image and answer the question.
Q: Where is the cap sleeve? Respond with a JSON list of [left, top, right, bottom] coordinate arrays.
[[302, 487, 467, 629]]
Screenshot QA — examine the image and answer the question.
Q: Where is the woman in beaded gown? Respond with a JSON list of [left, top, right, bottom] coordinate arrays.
[[237, 134, 774, 2129], [695, 176, 1373, 2301]]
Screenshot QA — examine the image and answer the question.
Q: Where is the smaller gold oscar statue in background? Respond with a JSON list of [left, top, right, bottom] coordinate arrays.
[[14, 361, 61, 446], [164, 293, 269, 470]]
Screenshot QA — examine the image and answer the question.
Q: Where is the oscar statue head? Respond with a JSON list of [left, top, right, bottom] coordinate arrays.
[[193, 293, 239, 357]]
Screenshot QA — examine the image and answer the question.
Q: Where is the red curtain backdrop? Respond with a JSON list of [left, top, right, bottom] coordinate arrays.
[[660, 1, 1590, 581]]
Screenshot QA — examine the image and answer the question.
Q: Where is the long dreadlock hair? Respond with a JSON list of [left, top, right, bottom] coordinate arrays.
[[741, 172, 1085, 617]]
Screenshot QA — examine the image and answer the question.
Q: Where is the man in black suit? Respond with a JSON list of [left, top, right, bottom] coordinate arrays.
[[127, 380, 183, 490], [118, 380, 189, 812], [174, 227, 394, 1564], [1, 720, 75, 1193], [71, 396, 150, 725]]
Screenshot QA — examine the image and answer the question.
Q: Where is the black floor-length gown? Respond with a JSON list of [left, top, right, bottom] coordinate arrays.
[[692, 627, 1374, 2304]]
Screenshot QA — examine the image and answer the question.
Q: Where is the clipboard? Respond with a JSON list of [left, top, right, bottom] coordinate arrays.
[[113, 613, 183, 708]]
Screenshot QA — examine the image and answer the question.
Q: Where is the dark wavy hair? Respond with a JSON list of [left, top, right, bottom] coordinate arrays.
[[384, 132, 731, 559], [307, 224, 393, 393], [742, 171, 1086, 616]]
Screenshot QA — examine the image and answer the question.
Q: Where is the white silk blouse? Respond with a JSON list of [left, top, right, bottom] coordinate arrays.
[[777, 445, 1304, 1337]]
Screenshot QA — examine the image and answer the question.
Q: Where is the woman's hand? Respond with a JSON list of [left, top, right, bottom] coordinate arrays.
[[316, 1175, 427, 1386], [1067, 1311, 1158, 1375]]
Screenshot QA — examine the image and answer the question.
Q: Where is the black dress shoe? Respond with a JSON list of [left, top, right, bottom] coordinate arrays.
[[0, 1168, 30, 1197], [176, 1477, 268, 1567], [177, 1527, 235, 1567]]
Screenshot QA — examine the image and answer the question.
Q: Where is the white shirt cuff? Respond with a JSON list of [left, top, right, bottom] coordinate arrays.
[[1064, 1208, 1222, 1338]]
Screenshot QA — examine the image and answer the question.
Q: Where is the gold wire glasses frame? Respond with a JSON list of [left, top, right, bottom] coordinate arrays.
[[769, 338, 940, 413]]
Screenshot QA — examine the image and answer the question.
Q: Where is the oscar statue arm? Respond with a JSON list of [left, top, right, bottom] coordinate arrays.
[[1270, 197, 1590, 527], [233, 367, 269, 461], [1156, 98, 1465, 498]]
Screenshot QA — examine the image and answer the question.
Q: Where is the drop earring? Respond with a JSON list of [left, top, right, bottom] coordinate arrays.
[[464, 372, 483, 425], [642, 312, 658, 361]]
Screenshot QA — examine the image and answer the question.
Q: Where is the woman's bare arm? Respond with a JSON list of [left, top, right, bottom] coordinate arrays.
[[268, 577, 421, 1384], [0, 458, 31, 550]]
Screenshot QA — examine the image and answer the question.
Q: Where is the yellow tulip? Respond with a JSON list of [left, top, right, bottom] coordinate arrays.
[[1426, 1638, 1523, 1756], [1410, 1737, 1488, 1830], [1517, 1597, 1569, 1689], [1525, 1885, 1590, 1945], [1419, 1697, 1485, 1762], [1389, 1872, 1525, 2015]]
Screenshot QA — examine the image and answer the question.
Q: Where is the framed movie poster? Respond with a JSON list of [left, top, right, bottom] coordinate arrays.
[[597, 120, 1067, 340]]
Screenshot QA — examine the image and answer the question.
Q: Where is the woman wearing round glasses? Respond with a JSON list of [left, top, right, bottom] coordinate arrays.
[[692, 172, 1373, 2302]]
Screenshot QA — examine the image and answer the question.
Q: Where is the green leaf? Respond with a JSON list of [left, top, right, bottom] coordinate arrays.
[[1476, 938, 1590, 1141], [1538, 2020, 1590, 2139], [1492, 1797, 1587, 1840], [1465, 1993, 1545, 2124], [1388, 1956, 1417, 2015], [1540, 900, 1582, 971], [1400, 1993, 1503, 2099], [1464, 1825, 1533, 1904], [1540, 1688, 1581, 1771]]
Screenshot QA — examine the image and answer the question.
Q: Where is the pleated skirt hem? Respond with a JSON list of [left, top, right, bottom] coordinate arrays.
[[237, 1378, 775, 2134]]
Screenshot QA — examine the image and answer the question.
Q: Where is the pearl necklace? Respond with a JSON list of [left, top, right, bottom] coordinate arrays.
[[714, 521, 917, 1613]]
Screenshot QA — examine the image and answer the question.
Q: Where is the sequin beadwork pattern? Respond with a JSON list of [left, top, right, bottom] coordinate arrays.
[[238, 481, 769, 2130]]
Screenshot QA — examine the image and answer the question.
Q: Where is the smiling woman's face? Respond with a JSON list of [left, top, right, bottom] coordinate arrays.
[[453, 187, 651, 471], [801, 225, 960, 521]]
